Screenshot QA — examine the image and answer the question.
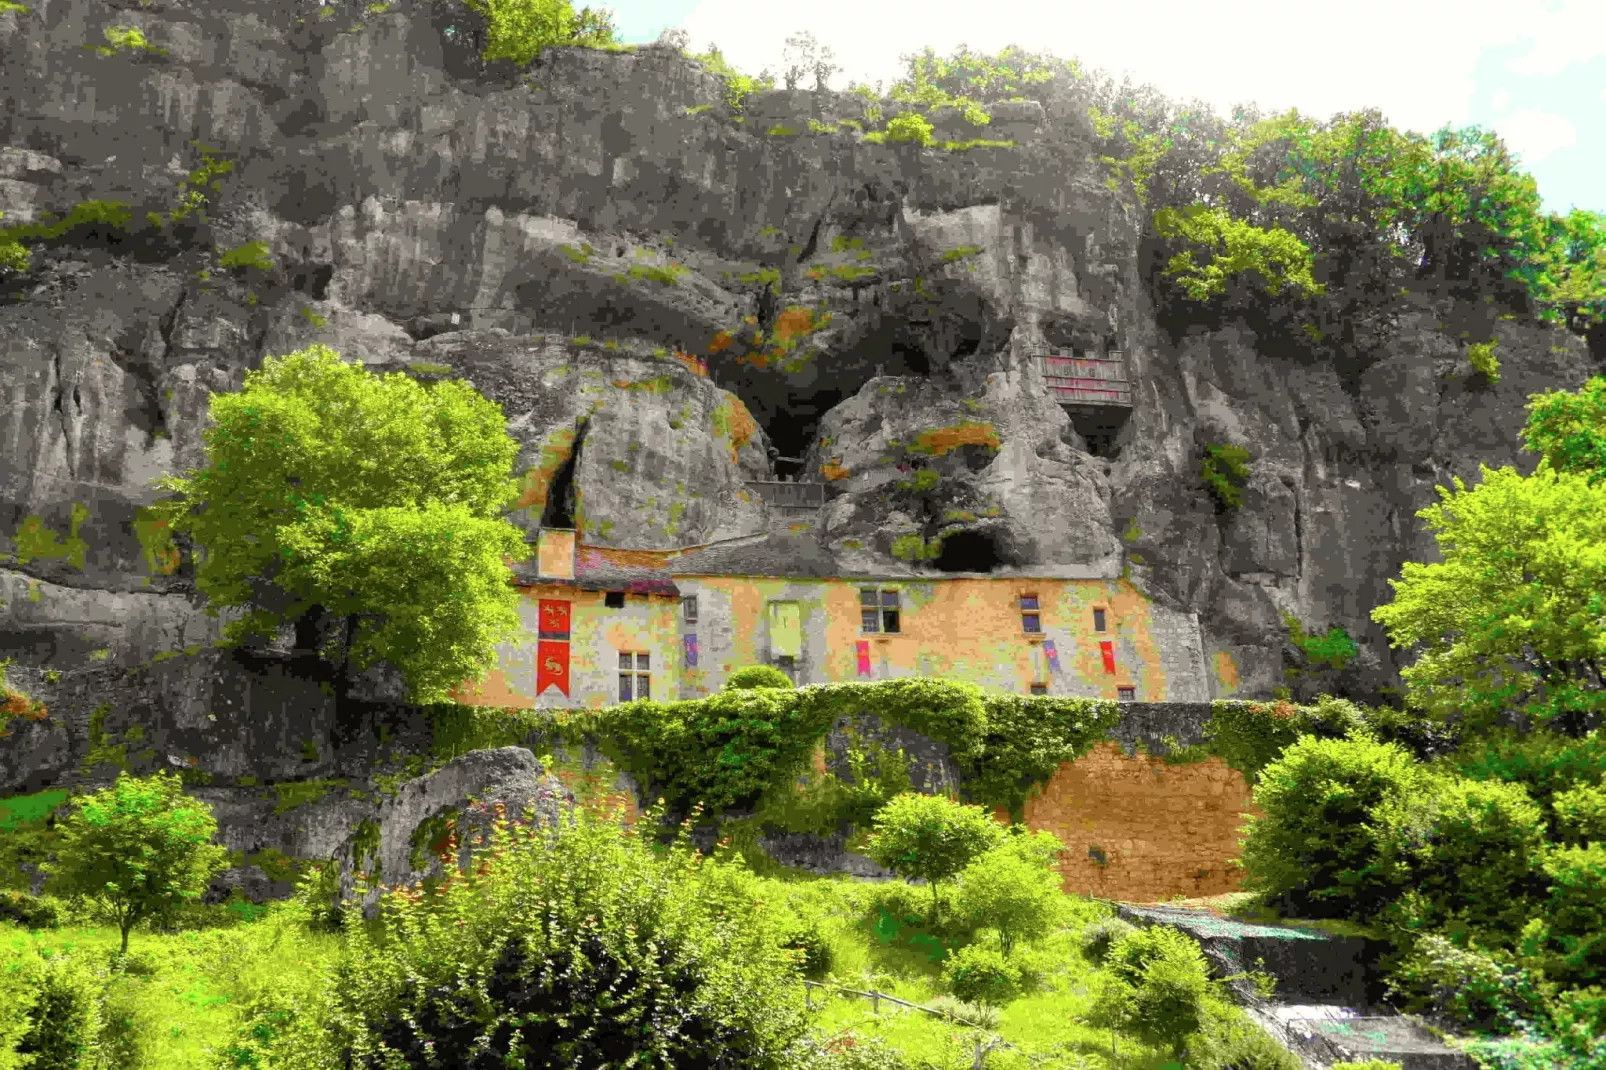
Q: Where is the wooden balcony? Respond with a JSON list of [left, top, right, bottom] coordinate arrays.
[[1037, 352, 1133, 411]]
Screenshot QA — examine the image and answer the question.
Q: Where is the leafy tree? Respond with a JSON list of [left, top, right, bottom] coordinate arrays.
[[1369, 463, 1606, 738], [319, 803, 808, 1068], [456, 0, 617, 66], [1153, 203, 1325, 303], [1521, 375, 1606, 484], [1091, 925, 1213, 1062], [1238, 734, 1429, 919], [153, 344, 529, 704], [954, 844, 1064, 955], [941, 944, 1023, 1007], [44, 772, 228, 954], [781, 31, 838, 92], [864, 793, 1005, 922]]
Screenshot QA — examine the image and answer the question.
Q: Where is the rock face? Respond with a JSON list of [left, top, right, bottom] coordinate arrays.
[[1, 0, 1602, 780], [333, 746, 574, 912]]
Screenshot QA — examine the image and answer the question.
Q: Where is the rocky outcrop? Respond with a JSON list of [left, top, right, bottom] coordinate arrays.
[[1, 0, 1601, 768], [333, 746, 574, 911]]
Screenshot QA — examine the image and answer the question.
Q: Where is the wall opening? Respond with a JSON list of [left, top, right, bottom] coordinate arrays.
[[540, 418, 588, 529], [932, 529, 1006, 573]]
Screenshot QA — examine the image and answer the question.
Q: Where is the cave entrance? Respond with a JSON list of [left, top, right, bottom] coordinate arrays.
[[932, 529, 1006, 573], [540, 419, 587, 528], [1067, 408, 1131, 459]]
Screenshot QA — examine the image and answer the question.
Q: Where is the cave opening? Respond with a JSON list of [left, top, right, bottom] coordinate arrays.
[[932, 529, 1006, 573], [540, 419, 588, 529]]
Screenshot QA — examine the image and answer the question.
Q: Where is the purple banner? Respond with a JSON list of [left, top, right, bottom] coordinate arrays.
[[1042, 639, 1060, 673], [683, 633, 699, 668]]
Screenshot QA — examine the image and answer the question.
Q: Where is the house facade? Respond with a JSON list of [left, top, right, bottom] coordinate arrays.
[[453, 528, 1211, 708]]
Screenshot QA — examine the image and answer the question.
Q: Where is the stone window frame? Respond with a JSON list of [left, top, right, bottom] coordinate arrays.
[[1029, 682, 1048, 695], [680, 595, 698, 623], [1019, 592, 1042, 634], [618, 651, 650, 701], [1093, 606, 1107, 632], [1117, 685, 1135, 702], [859, 587, 901, 634]]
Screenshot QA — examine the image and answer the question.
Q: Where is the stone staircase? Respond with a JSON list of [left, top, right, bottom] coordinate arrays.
[[1116, 904, 1475, 1070]]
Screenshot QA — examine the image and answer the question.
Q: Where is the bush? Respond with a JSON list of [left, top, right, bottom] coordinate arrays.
[[1239, 734, 1429, 919], [954, 845, 1064, 955], [1386, 933, 1543, 1032], [44, 771, 230, 953], [1094, 925, 1213, 1061], [1200, 442, 1251, 510], [723, 664, 796, 690], [864, 793, 1005, 923], [316, 803, 807, 1068], [1552, 783, 1606, 844], [884, 112, 934, 145], [777, 916, 834, 981], [11, 951, 105, 1070], [786, 1031, 909, 1070], [1396, 776, 1548, 937], [1080, 916, 1137, 963], [0, 890, 59, 929], [1545, 986, 1606, 1063], [1521, 843, 1606, 987], [941, 944, 1023, 1006], [1186, 1000, 1303, 1070]]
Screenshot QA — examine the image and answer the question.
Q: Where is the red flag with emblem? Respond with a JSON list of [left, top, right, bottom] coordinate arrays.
[[537, 640, 570, 696], [538, 600, 571, 640]]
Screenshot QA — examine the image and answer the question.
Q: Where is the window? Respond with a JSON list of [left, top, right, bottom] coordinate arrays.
[[605, 591, 625, 609], [860, 588, 901, 633], [1117, 686, 1135, 702], [1020, 593, 1041, 634], [1029, 683, 1048, 695], [681, 595, 698, 622], [618, 652, 650, 701], [1093, 607, 1107, 632]]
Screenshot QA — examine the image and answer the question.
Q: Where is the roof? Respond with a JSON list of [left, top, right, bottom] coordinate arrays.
[[668, 533, 843, 578], [510, 544, 681, 596]]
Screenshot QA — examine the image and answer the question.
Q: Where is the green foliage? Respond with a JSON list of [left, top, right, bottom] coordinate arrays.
[[217, 241, 274, 272], [0, 890, 59, 929], [1239, 734, 1429, 919], [1200, 443, 1251, 510], [954, 841, 1065, 955], [1284, 615, 1359, 670], [86, 24, 167, 57], [1370, 462, 1606, 738], [271, 778, 346, 815], [1467, 340, 1502, 383], [884, 112, 935, 146], [1154, 203, 1325, 302], [941, 944, 1023, 1007], [724, 664, 796, 690], [1385, 934, 1544, 1033], [0, 201, 135, 277], [1522, 843, 1606, 987], [1521, 375, 1606, 485], [688, 44, 774, 112], [43, 772, 229, 954], [1080, 916, 1137, 964], [10, 949, 106, 1070], [1551, 783, 1606, 844], [455, 0, 617, 66], [0, 2, 32, 14], [864, 793, 1005, 922], [152, 345, 529, 704], [967, 696, 1121, 819], [316, 802, 808, 1067], [1093, 925, 1213, 1060]]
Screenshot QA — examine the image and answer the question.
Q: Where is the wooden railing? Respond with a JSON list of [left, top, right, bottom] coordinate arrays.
[[745, 480, 827, 509], [1038, 352, 1133, 407]]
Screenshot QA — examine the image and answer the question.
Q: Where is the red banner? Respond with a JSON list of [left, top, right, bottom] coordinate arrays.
[[856, 640, 871, 678], [537, 640, 570, 696], [538, 599, 571, 641], [1099, 640, 1116, 675]]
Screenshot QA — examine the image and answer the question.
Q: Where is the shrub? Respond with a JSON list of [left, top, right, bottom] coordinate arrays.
[[1385, 934, 1542, 1032], [786, 1031, 910, 1069], [11, 951, 105, 1070], [1081, 916, 1137, 963], [1467, 341, 1501, 383], [1200, 442, 1251, 510], [941, 944, 1023, 1006], [954, 845, 1064, 955], [0, 890, 59, 929], [724, 664, 796, 690], [316, 803, 807, 1068], [1551, 783, 1606, 844], [457, 0, 617, 66], [1521, 843, 1606, 987], [864, 793, 1005, 923], [1094, 925, 1213, 1061], [1238, 734, 1429, 919], [777, 915, 834, 981], [884, 112, 934, 145], [1186, 1000, 1303, 1070], [1392, 776, 1548, 937], [43, 771, 230, 953], [1545, 986, 1606, 1063], [1452, 728, 1606, 811]]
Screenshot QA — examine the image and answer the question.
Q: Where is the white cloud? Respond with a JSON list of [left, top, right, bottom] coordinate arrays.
[[1502, 0, 1606, 75], [680, 0, 1520, 136], [1490, 88, 1511, 112], [1493, 108, 1578, 165]]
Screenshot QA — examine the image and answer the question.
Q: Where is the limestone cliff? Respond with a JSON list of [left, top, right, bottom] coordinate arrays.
[[2, 0, 1601, 758]]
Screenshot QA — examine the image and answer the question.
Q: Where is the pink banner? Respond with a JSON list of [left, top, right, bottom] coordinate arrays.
[[856, 640, 871, 678]]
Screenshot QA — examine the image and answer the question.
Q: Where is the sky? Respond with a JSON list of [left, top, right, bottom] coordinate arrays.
[[600, 0, 1604, 218]]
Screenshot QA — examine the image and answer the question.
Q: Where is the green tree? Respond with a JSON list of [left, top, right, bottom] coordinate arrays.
[[1091, 925, 1213, 1063], [1369, 463, 1606, 738], [864, 792, 1005, 923], [1238, 734, 1429, 919], [457, 0, 617, 66], [954, 845, 1065, 955], [44, 772, 228, 954], [1521, 375, 1606, 484], [153, 344, 530, 705]]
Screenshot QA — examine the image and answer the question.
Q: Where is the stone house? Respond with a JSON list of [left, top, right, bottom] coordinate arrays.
[[453, 527, 1211, 709]]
